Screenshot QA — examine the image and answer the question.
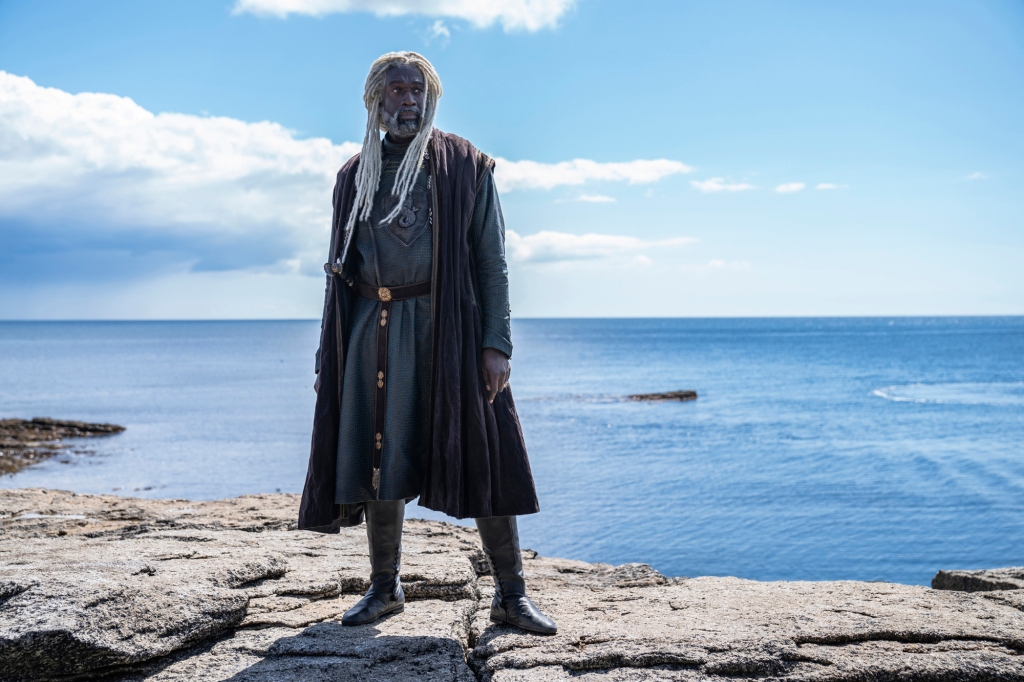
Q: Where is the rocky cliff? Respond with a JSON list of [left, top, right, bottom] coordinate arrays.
[[1, 489, 1022, 681]]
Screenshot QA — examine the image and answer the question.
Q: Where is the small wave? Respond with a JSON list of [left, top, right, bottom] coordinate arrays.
[[873, 382, 1024, 407]]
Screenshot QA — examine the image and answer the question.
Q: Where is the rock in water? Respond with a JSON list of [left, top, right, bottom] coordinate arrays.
[[0, 418, 125, 475], [933, 567, 1024, 592], [629, 390, 698, 401], [3, 489, 1024, 681]]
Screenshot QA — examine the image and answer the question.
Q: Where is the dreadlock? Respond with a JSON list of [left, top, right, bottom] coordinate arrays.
[[341, 51, 443, 262]]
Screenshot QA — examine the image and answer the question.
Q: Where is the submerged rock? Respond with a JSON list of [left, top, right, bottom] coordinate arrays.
[[1, 489, 1023, 681], [628, 390, 698, 402], [0, 418, 125, 475]]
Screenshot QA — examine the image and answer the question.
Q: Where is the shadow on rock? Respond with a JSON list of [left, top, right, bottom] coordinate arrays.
[[217, 620, 476, 682]]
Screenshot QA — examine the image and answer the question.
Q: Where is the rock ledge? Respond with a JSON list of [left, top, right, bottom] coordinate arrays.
[[1, 488, 1022, 681], [0, 419, 125, 475]]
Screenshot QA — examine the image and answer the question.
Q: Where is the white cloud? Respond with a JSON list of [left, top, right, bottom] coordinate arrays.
[[0, 71, 359, 279], [690, 177, 756, 193], [966, 172, 986, 180], [505, 229, 694, 265], [428, 19, 451, 41], [495, 157, 691, 192], [775, 182, 806, 194], [233, 0, 575, 31], [576, 194, 615, 203], [0, 71, 691, 290]]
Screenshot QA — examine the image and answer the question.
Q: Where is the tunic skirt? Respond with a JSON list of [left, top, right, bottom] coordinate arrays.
[[333, 136, 513, 504]]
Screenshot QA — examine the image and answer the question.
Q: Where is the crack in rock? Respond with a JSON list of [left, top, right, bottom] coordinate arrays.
[[4, 491, 1024, 681]]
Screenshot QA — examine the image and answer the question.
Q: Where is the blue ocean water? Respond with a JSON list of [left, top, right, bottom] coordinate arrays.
[[1, 318, 1022, 585]]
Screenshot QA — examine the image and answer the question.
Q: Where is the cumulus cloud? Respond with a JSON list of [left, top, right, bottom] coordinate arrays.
[[690, 177, 756, 193], [505, 229, 694, 265], [0, 70, 360, 282], [775, 182, 806, 194], [495, 158, 691, 192], [233, 0, 575, 31], [576, 194, 615, 203], [0, 72, 698, 287]]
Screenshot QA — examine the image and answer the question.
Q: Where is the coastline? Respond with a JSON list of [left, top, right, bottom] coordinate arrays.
[[2, 489, 1022, 681], [0, 419, 125, 476]]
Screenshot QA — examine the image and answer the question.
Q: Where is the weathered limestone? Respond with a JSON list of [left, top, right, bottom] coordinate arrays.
[[0, 419, 125, 475], [2, 488, 1023, 681], [114, 603, 479, 681], [473, 562, 1024, 681], [933, 567, 1024, 592]]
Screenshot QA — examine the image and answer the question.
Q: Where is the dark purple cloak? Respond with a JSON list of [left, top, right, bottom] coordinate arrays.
[[297, 129, 540, 532]]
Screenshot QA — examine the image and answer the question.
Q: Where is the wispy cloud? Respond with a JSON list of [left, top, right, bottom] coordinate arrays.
[[427, 19, 451, 43], [232, 0, 575, 31], [690, 177, 756, 193], [966, 172, 987, 180], [815, 183, 842, 190], [775, 182, 806, 194], [576, 194, 615, 203], [505, 230, 695, 265], [495, 158, 692, 192]]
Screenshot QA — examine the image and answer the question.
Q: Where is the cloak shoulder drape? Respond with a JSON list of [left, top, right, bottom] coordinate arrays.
[[297, 129, 539, 533]]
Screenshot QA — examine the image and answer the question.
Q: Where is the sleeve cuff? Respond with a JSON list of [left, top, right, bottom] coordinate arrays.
[[482, 332, 513, 359]]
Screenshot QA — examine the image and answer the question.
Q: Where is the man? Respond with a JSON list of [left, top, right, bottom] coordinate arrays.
[[298, 51, 556, 635]]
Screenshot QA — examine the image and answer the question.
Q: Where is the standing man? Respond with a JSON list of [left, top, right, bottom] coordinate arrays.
[[299, 52, 556, 635]]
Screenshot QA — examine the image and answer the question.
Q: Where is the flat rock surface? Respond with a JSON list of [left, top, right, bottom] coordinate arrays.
[[2, 489, 1023, 681], [627, 391, 698, 402], [0, 419, 125, 475], [933, 567, 1024, 592]]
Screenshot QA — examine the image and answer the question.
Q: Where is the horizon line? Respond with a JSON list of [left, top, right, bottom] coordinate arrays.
[[2, 314, 1023, 323]]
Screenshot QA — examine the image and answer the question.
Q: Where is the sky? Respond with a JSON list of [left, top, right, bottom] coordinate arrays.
[[0, 0, 1022, 319]]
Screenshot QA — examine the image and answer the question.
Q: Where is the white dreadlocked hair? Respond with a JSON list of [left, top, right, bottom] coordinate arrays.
[[344, 51, 443, 241]]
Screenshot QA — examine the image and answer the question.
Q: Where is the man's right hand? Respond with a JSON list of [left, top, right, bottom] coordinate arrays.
[[314, 373, 321, 393]]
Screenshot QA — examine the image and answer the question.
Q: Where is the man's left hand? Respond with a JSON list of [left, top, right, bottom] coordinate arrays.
[[481, 348, 510, 404]]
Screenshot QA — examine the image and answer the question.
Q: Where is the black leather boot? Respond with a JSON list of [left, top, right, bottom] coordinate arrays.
[[475, 516, 557, 635], [341, 500, 405, 626]]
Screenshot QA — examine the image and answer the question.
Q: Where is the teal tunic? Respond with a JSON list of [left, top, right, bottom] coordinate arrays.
[[333, 136, 512, 504]]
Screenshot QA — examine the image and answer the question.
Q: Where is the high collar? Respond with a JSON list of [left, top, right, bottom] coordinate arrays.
[[382, 134, 413, 155]]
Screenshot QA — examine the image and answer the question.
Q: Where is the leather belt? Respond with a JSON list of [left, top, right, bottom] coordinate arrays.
[[352, 279, 431, 302], [352, 278, 431, 493]]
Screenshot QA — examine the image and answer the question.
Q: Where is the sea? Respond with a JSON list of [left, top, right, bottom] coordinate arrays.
[[1, 317, 1022, 586]]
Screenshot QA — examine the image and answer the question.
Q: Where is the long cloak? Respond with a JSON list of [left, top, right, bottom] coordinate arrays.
[[298, 129, 540, 532]]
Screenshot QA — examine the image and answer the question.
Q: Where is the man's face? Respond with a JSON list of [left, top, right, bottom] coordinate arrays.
[[381, 64, 426, 139]]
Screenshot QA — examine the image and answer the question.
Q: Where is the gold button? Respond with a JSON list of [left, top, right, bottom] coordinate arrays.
[[378, 287, 392, 302]]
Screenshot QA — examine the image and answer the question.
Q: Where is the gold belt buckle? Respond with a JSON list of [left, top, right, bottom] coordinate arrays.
[[378, 287, 392, 302]]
